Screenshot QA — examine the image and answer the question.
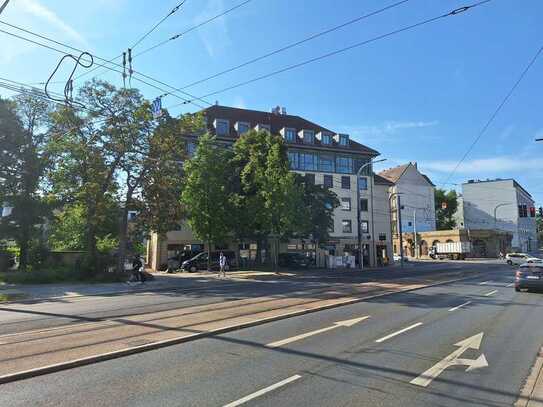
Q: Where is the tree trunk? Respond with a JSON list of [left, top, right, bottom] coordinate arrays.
[[18, 230, 29, 272], [116, 192, 131, 274]]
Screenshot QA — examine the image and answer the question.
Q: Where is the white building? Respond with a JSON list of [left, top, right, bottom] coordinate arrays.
[[378, 162, 436, 247], [459, 179, 537, 252]]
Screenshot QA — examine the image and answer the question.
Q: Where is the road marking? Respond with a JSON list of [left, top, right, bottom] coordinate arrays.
[[479, 281, 491, 285], [484, 290, 498, 296], [266, 316, 369, 348], [411, 332, 488, 387], [448, 301, 472, 312], [375, 322, 423, 343], [223, 375, 302, 407], [506, 283, 514, 287]]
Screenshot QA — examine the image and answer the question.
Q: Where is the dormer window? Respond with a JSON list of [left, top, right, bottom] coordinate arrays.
[[299, 129, 314, 144], [214, 119, 229, 136], [318, 132, 332, 145], [255, 123, 271, 133], [338, 133, 349, 146], [235, 121, 250, 135], [281, 127, 296, 142]]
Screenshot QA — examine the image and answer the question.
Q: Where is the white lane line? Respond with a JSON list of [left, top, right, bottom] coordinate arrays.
[[266, 316, 369, 348], [375, 322, 423, 343], [448, 301, 472, 312], [484, 290, 498, 297], [479, 281, 491, 285], [223, 375, 302, 407], [506, 283, 514, 287]]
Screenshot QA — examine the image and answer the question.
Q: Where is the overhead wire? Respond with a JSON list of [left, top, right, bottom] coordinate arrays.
[[166, 0, 494, 110], [440, 43, 543, 186], [0, 26, 208, 108]]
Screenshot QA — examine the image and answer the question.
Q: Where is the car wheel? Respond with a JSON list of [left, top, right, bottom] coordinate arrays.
[[190, 265, 197, 273], [507, 260, 512, 266], [515, 286, 521, 292]]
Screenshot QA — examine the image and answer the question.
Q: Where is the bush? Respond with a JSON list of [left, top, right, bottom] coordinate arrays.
[[0, 266, 126, 285]]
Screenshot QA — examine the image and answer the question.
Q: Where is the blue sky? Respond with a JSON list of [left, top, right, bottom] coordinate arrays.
[[1, 0, 542, 204]]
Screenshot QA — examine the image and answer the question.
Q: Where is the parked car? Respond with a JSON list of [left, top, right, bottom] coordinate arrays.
[[180, 250, 237, 272], [278, 252, 314, 268], [515, 264, 543, 292], [506, 253, 530, 266], [525, 257, 543, 264], [393, 254, 409, 262], [167, 250, 202, 272]]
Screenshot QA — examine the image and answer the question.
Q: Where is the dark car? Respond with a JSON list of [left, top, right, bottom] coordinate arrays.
[[167, 250, 202, 272], [515, 264, 543, 292], [181, 251, 237, 272], [278, 252, 314, 269]]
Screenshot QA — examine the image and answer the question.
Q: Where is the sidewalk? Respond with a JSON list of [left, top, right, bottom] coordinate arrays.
[[516, 347, 543, 407]]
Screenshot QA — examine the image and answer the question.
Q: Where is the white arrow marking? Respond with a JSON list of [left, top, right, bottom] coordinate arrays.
[[448, 301, 472, 312], [484, 290, 498, 296], [410, 332, 488, 387], [266, 316, 369, 348]]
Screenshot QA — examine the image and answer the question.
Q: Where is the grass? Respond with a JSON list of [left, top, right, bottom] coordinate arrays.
[[0, 268, 127, 285], [0, 293, 28, 302]]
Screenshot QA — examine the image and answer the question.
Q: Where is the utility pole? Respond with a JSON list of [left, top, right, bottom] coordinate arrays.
[[397, 194, 404, 267], [0, 0, 10, 15], [413, 209, 418, 259]]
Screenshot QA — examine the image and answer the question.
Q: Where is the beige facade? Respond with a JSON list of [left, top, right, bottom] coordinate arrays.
[[394, 229, 513, 259]]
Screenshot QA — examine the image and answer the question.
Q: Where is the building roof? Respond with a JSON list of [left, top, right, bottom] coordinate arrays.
[[373, 173, 394, 186], [462, 178, 533, 198], [378, 162, 435, 186], [201, 105, 379, 156]]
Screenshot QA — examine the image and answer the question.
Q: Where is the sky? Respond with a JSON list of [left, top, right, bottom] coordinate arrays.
[[0, 0, 542, 205]]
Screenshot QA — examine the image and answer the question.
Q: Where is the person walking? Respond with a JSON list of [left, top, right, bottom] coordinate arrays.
[[218, 252, 227, 278], [132, 255, 145, 284]]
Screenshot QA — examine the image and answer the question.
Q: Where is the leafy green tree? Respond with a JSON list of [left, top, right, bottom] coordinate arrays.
[[435, 188, 458, 230], [181, 134, 234, 270], [0, 95, 51, 270]]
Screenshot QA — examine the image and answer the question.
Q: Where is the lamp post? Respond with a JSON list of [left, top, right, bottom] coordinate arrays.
[[389, 192, 404, 267], [357, 158, 386, 270]]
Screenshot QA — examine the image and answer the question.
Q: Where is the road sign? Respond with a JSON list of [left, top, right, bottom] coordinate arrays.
[[410, 332, 488, 387], [152, 97, 162, 118]]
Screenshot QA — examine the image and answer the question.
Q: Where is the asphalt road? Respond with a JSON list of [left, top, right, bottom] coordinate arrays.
[[1, 262, 542, 406]]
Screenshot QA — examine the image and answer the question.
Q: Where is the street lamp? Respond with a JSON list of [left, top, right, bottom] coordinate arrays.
[[357, 158, 386, 269], [388, 192, 404, 267]]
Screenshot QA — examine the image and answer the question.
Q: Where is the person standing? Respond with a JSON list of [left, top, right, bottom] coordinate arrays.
[[218, 252, 227, 278], [132, 255, 144, 283]]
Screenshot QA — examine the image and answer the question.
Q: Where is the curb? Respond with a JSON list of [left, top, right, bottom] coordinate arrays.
[[0, 272, 480, 385], [515, 347, 543, 407]]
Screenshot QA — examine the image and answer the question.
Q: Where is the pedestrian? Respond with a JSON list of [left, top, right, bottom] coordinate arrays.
[[218, 252, 227, 278], [132, 255, 144, 283]]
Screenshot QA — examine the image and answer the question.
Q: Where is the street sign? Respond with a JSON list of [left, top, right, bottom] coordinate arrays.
[[152, 97, 162, 119], [410, 332, 488, 387]]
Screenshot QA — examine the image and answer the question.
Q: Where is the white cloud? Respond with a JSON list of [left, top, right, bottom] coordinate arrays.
[[195, 0, 231, 58], [338, 120, 439, 142], [17, 0, 86, 45], [420, 156, 543, 174]]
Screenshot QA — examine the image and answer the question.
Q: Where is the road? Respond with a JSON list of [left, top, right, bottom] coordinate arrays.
[[1, 261, 542, 406]]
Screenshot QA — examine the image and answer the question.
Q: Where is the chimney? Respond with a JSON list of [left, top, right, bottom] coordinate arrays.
[[281, 106, 287, 115]]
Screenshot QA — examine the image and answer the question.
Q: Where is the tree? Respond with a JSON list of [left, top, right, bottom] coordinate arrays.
[[181, 134, 233, 270], [231, 130, 304, 268], [0, 95, 51, 270], [536, 211, 542, 245], [435, 188, 458, 230]]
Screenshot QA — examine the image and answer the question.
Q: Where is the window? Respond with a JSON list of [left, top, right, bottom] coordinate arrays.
[[339, 134, 349, 146], [519, 205, 528, 218], [342, 220, 352, 234], [359, 198, 368, 212], [341, 176, 350, 189], [336, 156, 353, 173], [305, 173, 315, 185], [215, 119, 229, 136], [358, 177, 368, 190], [323, 175, 333, 188], [341, 198, 351, 211], [186, 141, 197, 157], [379, 233, 387, 241], [321, 133, 332, 145], [329, 222, 334, 233], [361, 220, 369, 233], [236, 122, 250, 134], [299, 152, 317, 171], [319, 154, 334, 172], [284, 128, 296, 142], [302, 130, 314, 144], [408, 221, 412, 227], [288, 151, 299, 169], [256, 124, 271, 132]]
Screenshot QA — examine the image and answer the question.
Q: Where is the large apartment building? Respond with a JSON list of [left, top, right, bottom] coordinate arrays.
[[147, 105, 392, 270], [458, 178, 538, 252]]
